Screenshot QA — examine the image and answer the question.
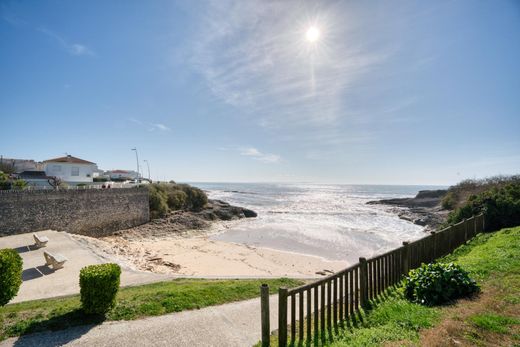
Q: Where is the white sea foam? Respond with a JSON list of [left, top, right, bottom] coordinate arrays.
[[194, 183, 444, 263]]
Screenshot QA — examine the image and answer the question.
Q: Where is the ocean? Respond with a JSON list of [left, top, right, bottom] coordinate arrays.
[[193, 183, 446, 264]]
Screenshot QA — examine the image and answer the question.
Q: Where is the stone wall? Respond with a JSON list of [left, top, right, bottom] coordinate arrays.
[[0, 188, 149, 237]]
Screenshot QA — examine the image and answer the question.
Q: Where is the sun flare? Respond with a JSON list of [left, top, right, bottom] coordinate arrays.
[[306, 26, 320, 42]]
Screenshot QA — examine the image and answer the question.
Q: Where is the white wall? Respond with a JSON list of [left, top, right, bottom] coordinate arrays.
[[43, 163, 95, 183]]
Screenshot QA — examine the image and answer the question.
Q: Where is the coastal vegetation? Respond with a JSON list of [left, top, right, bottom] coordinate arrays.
[[0, 249, 23, 307], [147, 182, 208, 218], [0, 278, 302, 341], [444, 175, 520, 230]]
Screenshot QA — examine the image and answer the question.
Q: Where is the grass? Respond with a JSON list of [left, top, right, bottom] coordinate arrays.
[[0, 277, 302, 341], [468, 313, 520, 334], [289, 226, 520, 347], [331, 296, 440, 347]]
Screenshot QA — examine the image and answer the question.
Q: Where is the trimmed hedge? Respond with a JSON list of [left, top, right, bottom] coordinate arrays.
[[80, 263, 121, 315], [404, 262, 479, 306], [0, 249, 23, 306]]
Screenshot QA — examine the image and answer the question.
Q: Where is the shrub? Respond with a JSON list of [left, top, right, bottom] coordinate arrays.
[[446, 181, 520, 231], [146, 182, 208, 218], [147, 185, 169, 218], [0, 249, 23, 306], [441, 191, 456, 210], [404, 262, 479, 306], [167, 190, 187, 210], [178, 184, 208, 210], [80, 263, 121, 315]]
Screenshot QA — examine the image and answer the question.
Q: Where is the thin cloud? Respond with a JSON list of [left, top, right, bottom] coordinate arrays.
[[37, 27, 95, 56], [151, 123, 171, 132], [239, 147, 281, 163], [128, 119, 171, 132], [188, 1, 390, 131]]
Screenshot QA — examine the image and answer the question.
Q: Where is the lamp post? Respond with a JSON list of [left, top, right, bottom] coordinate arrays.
[[143, 160, 151, 181], [131, 148, 140, 184]]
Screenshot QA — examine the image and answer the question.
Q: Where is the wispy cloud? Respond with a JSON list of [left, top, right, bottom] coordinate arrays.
[[220, 146, 281, 163], [37, 27, 95, 56], [240, 147, 281, 163], [187, 1, 391, 132], [129, 119, 171, 132]]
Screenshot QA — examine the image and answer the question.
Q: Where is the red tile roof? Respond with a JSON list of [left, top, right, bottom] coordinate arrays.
[[43, 155, 95, 165]]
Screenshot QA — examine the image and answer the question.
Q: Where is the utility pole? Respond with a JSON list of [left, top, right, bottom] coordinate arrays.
[[143, 160, 151, 181], [131, 148, 140, 184]]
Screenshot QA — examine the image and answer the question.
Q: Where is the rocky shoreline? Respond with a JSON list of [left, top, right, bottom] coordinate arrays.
[[367, 190, 449, 231], [113, 199, 257, 239]]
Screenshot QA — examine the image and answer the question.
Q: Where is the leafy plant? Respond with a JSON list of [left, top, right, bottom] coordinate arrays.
[[404, 262, 479, 306], [0, 249, 23, 306], [0, 172, 27, 190], [79, 263, 121, 315]]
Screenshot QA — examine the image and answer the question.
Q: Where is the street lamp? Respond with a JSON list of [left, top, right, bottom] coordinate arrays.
[[131, 148, 140, 184], [143, 160, 151, 181]]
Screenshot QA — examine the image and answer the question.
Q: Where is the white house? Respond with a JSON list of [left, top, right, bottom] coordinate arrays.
[[42, 155, 96, 184]]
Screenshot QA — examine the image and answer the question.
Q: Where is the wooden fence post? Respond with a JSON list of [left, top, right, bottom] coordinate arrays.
[[482, 214, 486, 232], [430, 231, 437, 261], [261, 284, 270, 347], [278, 287, 288, 347], [402, 242, 410, 276], [359, 257, 369, 309], [463, 219, 468, 242]]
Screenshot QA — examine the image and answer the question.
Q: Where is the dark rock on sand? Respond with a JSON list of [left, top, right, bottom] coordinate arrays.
[[202, 199, 257, 220], [368, 189, 449, 231]]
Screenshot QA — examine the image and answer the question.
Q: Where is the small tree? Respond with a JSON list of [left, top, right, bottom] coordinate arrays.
[[48, 176, 63, 190]]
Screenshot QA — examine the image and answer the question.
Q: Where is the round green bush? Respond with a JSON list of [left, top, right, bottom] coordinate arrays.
[[80, 263, 121, 315], [0, 249, 23, 306], [404, 262, 479, 306]]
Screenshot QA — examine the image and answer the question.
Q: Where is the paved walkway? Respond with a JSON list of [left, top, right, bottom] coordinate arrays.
[[1, 294, 281, 347], [1, 230, 171, 303]]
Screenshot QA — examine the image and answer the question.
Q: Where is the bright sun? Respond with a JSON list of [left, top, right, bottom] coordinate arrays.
[[306, 26, 320, 42]]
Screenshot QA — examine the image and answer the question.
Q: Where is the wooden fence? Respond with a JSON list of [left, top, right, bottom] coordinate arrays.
[[261, 214, 485, 347]]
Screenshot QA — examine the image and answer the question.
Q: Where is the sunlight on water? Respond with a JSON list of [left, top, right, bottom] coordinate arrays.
[[193, 183, 442, 263]]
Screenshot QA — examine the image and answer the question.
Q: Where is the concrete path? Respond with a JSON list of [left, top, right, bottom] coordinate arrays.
[[1, 294, 281, 347], [0, 230, 171, 303]]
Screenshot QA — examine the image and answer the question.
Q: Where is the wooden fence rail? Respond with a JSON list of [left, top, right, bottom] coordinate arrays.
[[261, 214, 485, 347]]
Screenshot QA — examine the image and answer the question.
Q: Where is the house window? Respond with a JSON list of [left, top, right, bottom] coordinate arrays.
[[71, 167, 80, 176], [52, 165, 61, 172]]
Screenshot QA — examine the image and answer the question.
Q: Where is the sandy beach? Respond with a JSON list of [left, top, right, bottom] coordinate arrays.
[[73, 231, 348, 278]]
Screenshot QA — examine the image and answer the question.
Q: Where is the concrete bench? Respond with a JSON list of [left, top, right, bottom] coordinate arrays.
[[44, 251, 67, 270], [33, 234, 49, 248]]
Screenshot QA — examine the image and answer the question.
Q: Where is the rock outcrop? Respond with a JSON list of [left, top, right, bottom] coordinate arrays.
[[368, 189, 448, 231]]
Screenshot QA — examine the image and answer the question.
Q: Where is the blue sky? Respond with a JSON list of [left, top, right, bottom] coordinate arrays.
[[1, 0, 519, 185]]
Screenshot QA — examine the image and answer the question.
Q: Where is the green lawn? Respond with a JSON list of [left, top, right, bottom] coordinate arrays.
[[0, 277, 303, 341], [329, 226, 520, 347]]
